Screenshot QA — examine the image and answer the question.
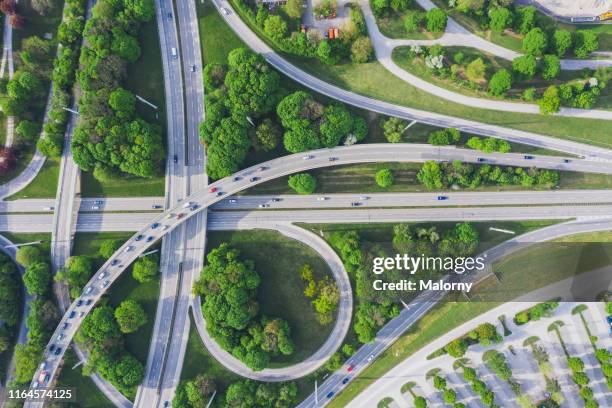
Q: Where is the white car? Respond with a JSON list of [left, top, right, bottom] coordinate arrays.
[[124, 246, 134, 253], [317, 197, 328, 201], [57, 334, 64, 341], [229, 199, 237, 204], [102, 280, 110, 288], [43, 206, 54, 211], [359, 196, 369, 201], [161, 225, 169, 231], [92, 205, 100, 210], [84, 286, 93, 295], [98, 271, 108, 280], [302, 155, 314, 160], [183, 201, 193, 208], [222, 7, 229, 15]]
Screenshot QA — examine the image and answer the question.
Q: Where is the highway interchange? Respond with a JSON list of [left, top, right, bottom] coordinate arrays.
[[0, 0, 607, 407]]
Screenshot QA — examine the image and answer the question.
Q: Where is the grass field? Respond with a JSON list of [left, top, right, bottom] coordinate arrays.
[[80, 17, 166, 197], [5, 156, 59, 199], [242, 161, 612, 195], [328, 228, 611, 407], [206, 229, 335, 366], [197, 1, 246, 65]]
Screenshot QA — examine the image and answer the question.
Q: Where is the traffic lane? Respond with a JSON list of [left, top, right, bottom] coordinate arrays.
[[213, 190, 612, 209]]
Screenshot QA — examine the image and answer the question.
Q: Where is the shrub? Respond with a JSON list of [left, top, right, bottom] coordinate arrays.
[[404, 11, 422, 33], [375, 168, 393, 188], [541, 55, 560, 80], [489, 7, 513, 32], [522, 28, 547, 56], [465, 58, 486, 82], [522, 87, 536, 101], [16, 246, 43, 267], [574, 30, 598, 58], [553, 29, 572, 56], [538, 85, 560, 114], [512, 55, 537, 79], [350, 36, 373, 63]]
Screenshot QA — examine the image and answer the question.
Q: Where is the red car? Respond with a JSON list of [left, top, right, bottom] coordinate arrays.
[[347, 365, 354, 372], [177, 213, 185, 219], [209, 187, 218, 193]]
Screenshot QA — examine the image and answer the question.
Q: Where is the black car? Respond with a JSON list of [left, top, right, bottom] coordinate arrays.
[[85, 299, 92, 306], [524, 155, 534, 160], [68, 311, 76, 319], [563, 159, 571, 163], [329, 157, 338, 162], [272, 198, 282, 202], [135, 234, 144, 241], [250, 177, 259, 182], [111, 259, 119, 266], [49, 344, 56, 352], [233, 176, 242, 182], [146, 236, 154, 243], [62, 323, 69, 330], [76, 300, 83, 307], [173, 155, 178, 163], [477, 157, 486, 162], [342, 377, 350, 384], [54, 347, 62, 356], [351, 202, 361, 207]]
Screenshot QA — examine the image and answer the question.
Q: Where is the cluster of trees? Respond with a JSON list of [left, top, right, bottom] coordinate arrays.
[[201, 49, 367, 179], [483, 349, 513, 382], [381, 116, 407, 143], [13, 245, 60, 384], [193, 243, 294, 370], [277, 91, 367, 152], [513, 300, 558, 325], [393, 222, 480, 259], [0, 0, 26, 29], [77, 303, 145, 398], [372, 0, 448, 34], [432, 374, 460, 405], [0, 253, 21, 356], [538, 70, 608, 114], [38, 0, 88, 157], [462, 365, 497, 407], [71, 0, 165, 180], [466, 136, 511, 153], [449, 2, 599, 57], [288, 172, 317, 194], [201, 48, 282, 179], [443, 322, 501, 358], [239, 0, 372, 65], [174, 376, 298, 408], [132, 253, 159, 282], [417, 160, 560, 190], [300, 264, 340, 324], [565, 355, 599, 406]]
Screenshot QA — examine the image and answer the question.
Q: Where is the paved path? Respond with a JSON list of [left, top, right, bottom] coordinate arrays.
[[1, 13, 15, 148], [192, 222, 352, 381], [360, 0, 612, 118]]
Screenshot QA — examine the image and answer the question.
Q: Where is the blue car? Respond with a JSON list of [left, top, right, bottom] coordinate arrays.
[[342, 377, 350, 384], [437, 196, 448, 201], [151, 223, 160, 229], [68, 311, 76, 319], [477, 157, 486, 162], [326, 392, 334, 399], [524, 155, 534, 160], [135, 234, 144, 241], [607, 316, 612, 334], [146, 236, 154, 243]]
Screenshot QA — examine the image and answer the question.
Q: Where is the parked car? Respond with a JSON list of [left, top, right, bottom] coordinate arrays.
[[124, 246, 134, 253], [102, 280, 110, 288], [607, 315, 612, 334], [272, 198, 281, 202], [62, 323, 69, 330], [258, 166, 268, 171], [152, 205, 162, 209], [233, 176, 242, 182], [563, 159, 571, 163], [173, 155, 178, 163]]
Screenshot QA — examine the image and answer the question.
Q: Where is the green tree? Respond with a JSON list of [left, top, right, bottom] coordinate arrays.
[[433, 375, 447, 390], [553, 29, 572, 56], [465, 58, 486, 82], [132, 254, 159, 283], [99, 239, 122, 259], [417, 161, 444, 189], [567, 357, 584, 372], [404, 10, 422, 33], [351, 36, 373, 63], [285, 0, 304, 19], [489, 7, 512, 32], [488, 69, 512, 96], [414, 396, 428, 408], [23, 262, 51, 296], [114, 300, 148, 334], [425, 8, 447, 33], [539, 85, 561, 114], [381, 116, 407, 143], [371, 0, 389, 17], [522, 28, 548, 56], [393, 223, 414, 252], [515, 6, 536, 34], [32, 0, 58, 16], [16, 246, 43, 267], [16, 120, 40, 144], [288, 173, 317, 194], [445, 338, 468, 357], [203, 63, 226, 91], [14, 343, 42, 383], [264, 15, 288, 41], [111, 28, 141, 62], [574, 30, 598, 58], [108, 87, 136, 119], [428, 128, 460, 145], [316, 40, 339, 65], [541, 54, 560, 80], [443, 389, 457, 404], [512, 54, 537, 79], [375, 168, 393, 188], [253, 118, 281, 151]]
